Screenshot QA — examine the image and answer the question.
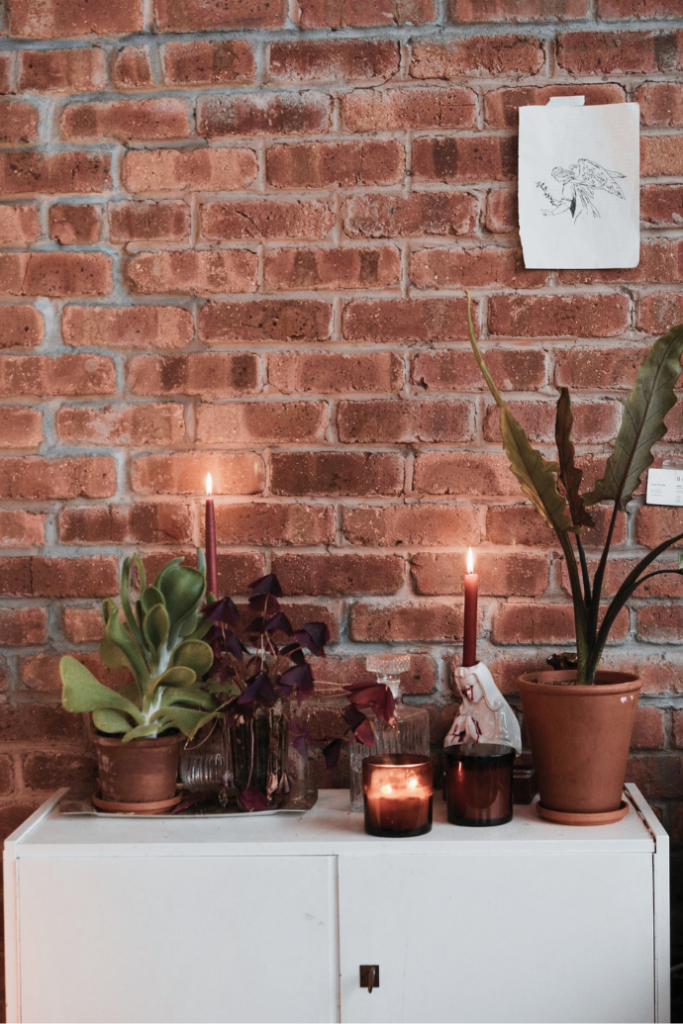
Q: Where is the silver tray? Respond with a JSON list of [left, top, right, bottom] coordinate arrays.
[[57, 786, 318, 820]]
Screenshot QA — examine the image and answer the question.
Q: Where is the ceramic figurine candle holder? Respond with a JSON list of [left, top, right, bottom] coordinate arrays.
[[362, 754, 433, 838], [444, 743, 515, 827]]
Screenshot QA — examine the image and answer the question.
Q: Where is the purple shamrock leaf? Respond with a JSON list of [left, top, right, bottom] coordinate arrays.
[[265, 611, 292, 636], [322, 738, 343, 770], [237, 672, 277, 706], [238, 787, 269, 812], [249, 574, 283, 598]]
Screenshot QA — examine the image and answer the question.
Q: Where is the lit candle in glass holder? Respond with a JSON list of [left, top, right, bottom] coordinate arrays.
[[205, 472, 218, 601], [363, 755, 433, 838]]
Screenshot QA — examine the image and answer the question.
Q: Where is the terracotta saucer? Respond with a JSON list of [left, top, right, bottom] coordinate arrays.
[[92, 793, 182, 815], [536, 800, 629, 826]]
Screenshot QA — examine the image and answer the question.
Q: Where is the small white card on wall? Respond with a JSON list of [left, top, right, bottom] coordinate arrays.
[[518, 102, 640, 269], [646, 468, 683, 507]]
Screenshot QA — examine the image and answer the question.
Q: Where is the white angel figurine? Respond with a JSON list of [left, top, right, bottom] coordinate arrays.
[[445, 662, 522, 755]]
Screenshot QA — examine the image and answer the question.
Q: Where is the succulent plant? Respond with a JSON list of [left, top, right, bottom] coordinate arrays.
[[60, 554, 219, 741]]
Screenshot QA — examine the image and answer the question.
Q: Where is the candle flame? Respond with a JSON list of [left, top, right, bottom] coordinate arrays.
[[206, 472, 213, 497], [466, 547, 474, 574], [408, 776, 418, 790], [381, 784, 393, 794]]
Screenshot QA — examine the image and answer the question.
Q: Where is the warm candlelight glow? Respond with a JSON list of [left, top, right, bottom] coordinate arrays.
[[466, 547, 474, 575], [206, 472, 213, 497]]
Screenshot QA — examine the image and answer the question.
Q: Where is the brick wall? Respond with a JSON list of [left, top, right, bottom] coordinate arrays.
[[0, 0, 682, 836]]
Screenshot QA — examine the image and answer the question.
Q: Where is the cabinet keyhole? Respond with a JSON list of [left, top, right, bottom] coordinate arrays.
[[360, 965, 379, 993]]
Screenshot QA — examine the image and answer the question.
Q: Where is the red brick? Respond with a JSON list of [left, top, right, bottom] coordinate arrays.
[[485, 84, 625, 129], [636, 506, 683, 549], [0, 151, 111, 196], [62, 606, 104, 644], [343, 503, 480, 547], [197, 401, 327, 444], [338, 398, 474, 443], [122, 147, 257, 193], [412, 136, 517, 183], [269, 351, 403, 394], [19, 652, 128, 694], [128, 353, 261, 397], [641, 185, 683, 227], [555, 345, 649, 390], [486, 505, 556, 548], [451, 0, 588, 18], [559, 241, 681, 286], [410, 35, 544, 79], [31, 556, 118, 598], [642, 136, 683, 177], [0, 510, 45, 547], [0, 354, 115, 397], [20, 48, 107, 91], [634, 83, 683, 127], [673, 709, 683, 747], [0, 407, 43, 448], [312, 652, 436, 693], [0, 755, 15, 796], [201, 199, 334, 242], [22, 751, 96, 792], [265, 246, 401, 291], [598, 0, 682, 17], [493, 603, 628, 644], [57, 403, 186, 446], [631, 706, 666, 750], [266, 140, 404, 189], [61, 98, 190, 142], [557, 32, 665, 74], [0, 608, 46, 646], [199, 300, 332, 345], [269, 40, 399, 82], [343, 297, 473, 342], [636, 293, 683, 336], [298, 0, 435, 27], [0, 252, 112, 297], [0, 307, 44, 350], [271, 452, 404, 496], [350, 600, 465, 641], [273, 553, 403, 596], [59, 502, 193, 545], [132, 453, 265, 495], [343, 192, 478, 239], [0, 102, 39, 144], [154, 0, 285, 30], [0, 456, 115, 499], [9, 0, 144, 37], [412, 550, 549, 596], [109, 200, 190, 243], [602, 652, 683, 696], [411, 246, 547, 290], [413, 347, 546, 392], [49, 203, 101, 245], [627, 755, 683, 802], [484, 399, 620, 445], [162, 40, 254, 85], [113, 46, 154, 89], [485, 188, 518, 234], [414, 452, 521, 496], [198, 92, 332, 138], [342, 86, 476, 131], [62, 305, 193, 350], [489, 293, 629, 337], [0, 558, 32, 595], [215, 502, 335, 546], [0, 55, 11, 94], [125, 250, 258, 296], [0, 205, 41, 246]]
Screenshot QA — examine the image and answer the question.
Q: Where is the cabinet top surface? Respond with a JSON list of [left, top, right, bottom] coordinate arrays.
[[6, 787, 660, 857]]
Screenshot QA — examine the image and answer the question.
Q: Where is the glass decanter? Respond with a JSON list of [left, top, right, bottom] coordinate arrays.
[[349, 654, 430, 811]]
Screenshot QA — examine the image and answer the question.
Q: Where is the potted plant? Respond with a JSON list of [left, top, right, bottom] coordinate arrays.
[[60, 554, 220, 813], [467, 296, 683, 823]]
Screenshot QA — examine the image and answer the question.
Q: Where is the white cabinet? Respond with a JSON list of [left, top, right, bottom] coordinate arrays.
[[4, 785, 669, 1024]]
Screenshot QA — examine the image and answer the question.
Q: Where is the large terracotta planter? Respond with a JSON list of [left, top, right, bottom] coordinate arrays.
[[517, 669, 642, 825], [93, 732, 183, 813]]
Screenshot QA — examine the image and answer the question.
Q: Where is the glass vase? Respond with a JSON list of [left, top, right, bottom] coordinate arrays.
[[230, 700, 291, 809]]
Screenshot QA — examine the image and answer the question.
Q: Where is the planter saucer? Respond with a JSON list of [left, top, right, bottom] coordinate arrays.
[[92, 793, 182, 815], [536, 800, 629, 826]]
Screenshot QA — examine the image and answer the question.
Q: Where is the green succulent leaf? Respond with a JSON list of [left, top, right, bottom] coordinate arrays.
[[152, 558, 184, 590], [140, 586, 165, 614], [143, 603, 170, 654], [155, 706, 220, 738], [555, 387, 594, 529], [171, 639, 214, 677], [133, 552, 146, 593], [585, 325, 683, 509], [99, 634, 132, 673], [197, 547, 206, 579], [60, 656, 144, 724], [92, 708, 136, 734], [121, 723, 166, 743], [156, 666, 197, 688], [103, 601, 150, 691], [120, 557, 145, 650], [159, 566, 206, 628], [183, 617, 212, 642], [162, 687, 217, 710]]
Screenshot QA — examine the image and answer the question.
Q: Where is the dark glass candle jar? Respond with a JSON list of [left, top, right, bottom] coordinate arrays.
[[444, 743, 515, 827], [362, 755, 433, 838]]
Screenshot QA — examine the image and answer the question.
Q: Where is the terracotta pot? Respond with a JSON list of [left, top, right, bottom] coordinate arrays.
[[517, 669, 641, 824], [93, 732, 183, 807]]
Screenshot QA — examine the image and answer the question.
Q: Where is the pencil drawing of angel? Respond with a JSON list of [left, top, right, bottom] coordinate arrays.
[[537, 158, 626, 223]]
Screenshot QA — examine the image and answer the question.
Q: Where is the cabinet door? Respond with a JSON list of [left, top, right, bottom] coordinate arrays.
[[18, 855, 338, 1024], [339, 852, 654, 1024]]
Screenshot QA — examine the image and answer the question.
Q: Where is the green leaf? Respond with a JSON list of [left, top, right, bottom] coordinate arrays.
[[143, 603, 170, 654], [159, 565, 206, 628], [60, 657, 144, 724], [467, 295, 574, 536], [156, 666, 197, 688], [152, 558, 184, 590], [171, 639, 214, 677], [140, 586, 165, 613], [99, 634, 133, 673], [103, 602, 150, 692], [555, 387, 594, 529], [161, 687, 217, 710], [183, 616, 212, 642], [678, 551, 683, 570], [92, 708, 135, 734], [196, 547, 206, 579], [121, 723, 165, 743], [154, 706, 220, 738], [585, 325, 683, 509], [133, 552, 146, 593], [120, 557, 145, 650]]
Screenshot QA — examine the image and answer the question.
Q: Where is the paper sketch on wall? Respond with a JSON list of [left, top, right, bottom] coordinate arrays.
[[518, 101, 640, 269]]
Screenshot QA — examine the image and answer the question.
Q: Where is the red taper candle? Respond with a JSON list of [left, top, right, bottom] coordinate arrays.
[[462, 547, 478, 668], [205, 472, 218, 601]]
